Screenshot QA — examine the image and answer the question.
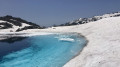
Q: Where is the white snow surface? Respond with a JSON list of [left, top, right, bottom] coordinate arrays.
[[32, 17, 120, 67], [0, 32, 54, 36]]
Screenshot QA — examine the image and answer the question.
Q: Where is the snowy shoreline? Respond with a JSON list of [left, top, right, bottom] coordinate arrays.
[[0, 16, 120, 67], [0, 32, 54, 40]]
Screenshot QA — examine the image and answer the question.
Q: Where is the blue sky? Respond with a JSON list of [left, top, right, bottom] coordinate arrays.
[[0, 0, 120, 26]]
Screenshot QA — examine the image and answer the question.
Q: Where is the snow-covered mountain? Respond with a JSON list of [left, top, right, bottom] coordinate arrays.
[[60, 12, 120, 26], [0, 15, 42, 32], [1, 12, 120, 32]]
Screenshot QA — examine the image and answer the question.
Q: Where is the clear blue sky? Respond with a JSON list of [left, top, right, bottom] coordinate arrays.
[[0, 0, 120, 26]]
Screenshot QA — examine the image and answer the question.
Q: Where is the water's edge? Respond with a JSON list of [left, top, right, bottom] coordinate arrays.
[[62, 32, 88, 66]]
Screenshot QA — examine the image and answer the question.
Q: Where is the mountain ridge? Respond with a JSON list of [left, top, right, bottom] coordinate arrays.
[[58, 11, 120, 26], [1, 11, 120, 32], [0, 15, 43, 32]]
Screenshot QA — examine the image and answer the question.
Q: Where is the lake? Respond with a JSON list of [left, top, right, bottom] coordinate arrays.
[[0, 33, 87, 67]]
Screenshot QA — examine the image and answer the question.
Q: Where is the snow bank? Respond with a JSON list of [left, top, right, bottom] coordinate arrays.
[[0, 32, 54, 40], [18, 32, 54, 37]]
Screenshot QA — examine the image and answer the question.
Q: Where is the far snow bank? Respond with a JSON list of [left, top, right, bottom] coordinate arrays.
[[0, 32, 54, 40]]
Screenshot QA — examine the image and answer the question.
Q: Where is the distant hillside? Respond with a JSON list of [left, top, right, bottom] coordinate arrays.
[[0, 15, 43, 32], [58, 12, 120, 26]]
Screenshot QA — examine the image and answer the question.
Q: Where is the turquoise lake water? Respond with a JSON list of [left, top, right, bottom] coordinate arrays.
[[0, 34, 87, 67]]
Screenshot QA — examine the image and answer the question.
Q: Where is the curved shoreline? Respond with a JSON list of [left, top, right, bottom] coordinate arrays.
[[62, 32, 89, 66]]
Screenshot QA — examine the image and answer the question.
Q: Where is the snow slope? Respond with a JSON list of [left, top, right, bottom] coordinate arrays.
[[0, 15, 41, 32], [36, 16, 120, 67], [62, 12, 120, 26], [0, 20, 30, 32]]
